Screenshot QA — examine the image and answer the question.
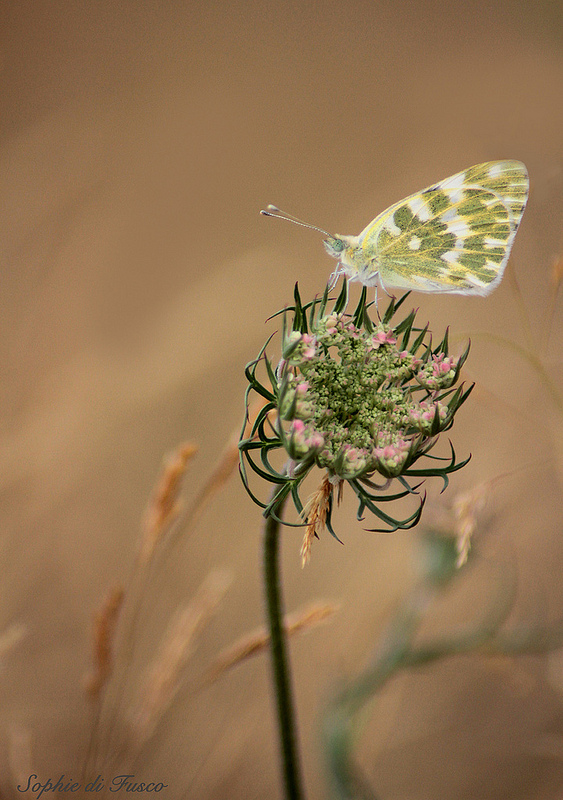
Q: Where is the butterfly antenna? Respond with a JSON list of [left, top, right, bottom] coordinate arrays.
[[260, 204, 332, 237]]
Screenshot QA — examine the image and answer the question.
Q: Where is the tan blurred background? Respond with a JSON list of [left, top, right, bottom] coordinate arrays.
[[1, 1, 563, 797]]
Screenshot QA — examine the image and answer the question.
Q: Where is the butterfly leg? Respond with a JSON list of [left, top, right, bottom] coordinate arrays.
[[328, 265, 345, 291], [377, 275, 392, 299], [374, 277, 393, 317]]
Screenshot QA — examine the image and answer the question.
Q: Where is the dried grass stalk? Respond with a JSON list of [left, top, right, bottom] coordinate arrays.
[[452, 482, 489, 567], [129, 569, 232, 747], [139, 442, 198, 566], [551, 253, 563, 291], [141, 400, 268, 559], [204, 600, 339, 685], [300, 474, 335, 567], [84, 586, 125, 700]]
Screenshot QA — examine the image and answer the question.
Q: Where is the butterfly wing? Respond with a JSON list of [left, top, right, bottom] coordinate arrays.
[[357, 160, 528, 295]]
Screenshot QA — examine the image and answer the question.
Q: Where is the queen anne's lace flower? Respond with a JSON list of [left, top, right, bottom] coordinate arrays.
[[279, 306, 464, 481], [240, 283, 472, 541]]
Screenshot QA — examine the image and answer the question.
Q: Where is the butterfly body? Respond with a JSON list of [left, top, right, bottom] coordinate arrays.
[[322, 160, 528, 295]]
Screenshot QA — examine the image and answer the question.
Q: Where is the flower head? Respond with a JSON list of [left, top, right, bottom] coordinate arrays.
[[240, 282, 472, 560]]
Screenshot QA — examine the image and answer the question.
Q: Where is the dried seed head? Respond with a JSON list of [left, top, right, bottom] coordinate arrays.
[[129, 569, 231, 748], [551, 253, 563, 291], [140, 442, 198, 565], [452, 483, 489, 567], [204, 600, 339, 684], [300, 475, 337, 566], [84, 585, 125, 700]]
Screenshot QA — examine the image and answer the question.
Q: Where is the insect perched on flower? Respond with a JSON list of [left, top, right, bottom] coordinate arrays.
[[262, 160, 529, 296]]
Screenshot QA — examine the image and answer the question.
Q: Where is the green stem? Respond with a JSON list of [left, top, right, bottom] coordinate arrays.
[[263, 496, 305, 800]]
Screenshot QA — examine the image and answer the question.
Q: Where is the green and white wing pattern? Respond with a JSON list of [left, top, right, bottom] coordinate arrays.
[[358, 160, 528, 295]]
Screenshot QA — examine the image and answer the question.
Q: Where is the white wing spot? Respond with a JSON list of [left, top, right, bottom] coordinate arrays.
[[384, 215, 401, 236], [408, 236, 421, 250], [441, 251, 460, 264], [443, 172, 466, 190], [440, 208, 458, 223], [454, 238, 465, 250], [445, 188, 465, 204], [445, 219, 471, 237], [484, 237, 506, 248], [407, 197, 431, 221], [488, 164, 503, 177]]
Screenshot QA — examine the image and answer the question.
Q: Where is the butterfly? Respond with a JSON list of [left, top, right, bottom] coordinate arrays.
[[262, 160, 528, 296]]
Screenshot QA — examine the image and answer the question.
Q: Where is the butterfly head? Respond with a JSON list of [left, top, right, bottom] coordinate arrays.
[[323, 236, 346, 259], [323, 235, 361, 272]]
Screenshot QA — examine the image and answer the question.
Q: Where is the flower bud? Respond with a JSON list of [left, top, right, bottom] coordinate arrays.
[[407, 401, 448, 434], [416, 353, 459, 390]]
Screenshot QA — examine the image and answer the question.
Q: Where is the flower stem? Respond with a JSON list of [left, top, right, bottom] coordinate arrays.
[[263, 495, 305, 800]]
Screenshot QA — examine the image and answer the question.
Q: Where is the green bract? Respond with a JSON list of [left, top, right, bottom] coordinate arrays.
[[239, 282, 473, 535]]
